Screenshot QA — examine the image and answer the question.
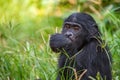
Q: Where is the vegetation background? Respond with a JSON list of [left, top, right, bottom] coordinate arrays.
[[0, 0, 120, 80]]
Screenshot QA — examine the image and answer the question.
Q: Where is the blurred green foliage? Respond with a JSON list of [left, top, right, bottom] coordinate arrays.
[[0, 0, 120, 80]]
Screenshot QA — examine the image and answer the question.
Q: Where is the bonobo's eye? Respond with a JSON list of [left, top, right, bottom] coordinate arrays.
[[64, 24, 70, 29], [73, 26, 80, 31]]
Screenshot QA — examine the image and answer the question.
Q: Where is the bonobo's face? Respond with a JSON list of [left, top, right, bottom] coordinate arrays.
[[62, 22, 82, 42], [61, 13, 92, 50], [62, 22, 88, 50]]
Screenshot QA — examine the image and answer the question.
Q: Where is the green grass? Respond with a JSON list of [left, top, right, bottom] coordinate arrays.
[[0, 13, 120, 80], [0, 16, 60, 80], [0, 0, 120, 80]]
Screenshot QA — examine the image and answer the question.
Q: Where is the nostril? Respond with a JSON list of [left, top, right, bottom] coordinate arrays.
[[67, 34, 72, 37]]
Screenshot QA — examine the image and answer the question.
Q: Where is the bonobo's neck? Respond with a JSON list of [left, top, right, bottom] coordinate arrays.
[[61, 44, 80, 57]]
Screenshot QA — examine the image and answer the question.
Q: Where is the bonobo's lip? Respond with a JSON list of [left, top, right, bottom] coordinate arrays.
[[67, 37, 75, 42]]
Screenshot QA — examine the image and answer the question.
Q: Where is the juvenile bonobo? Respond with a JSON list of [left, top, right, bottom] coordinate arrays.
[[50, 12, 112, 80]]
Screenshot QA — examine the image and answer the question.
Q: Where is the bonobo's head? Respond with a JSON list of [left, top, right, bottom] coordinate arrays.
[[62, 12, 99, 49]]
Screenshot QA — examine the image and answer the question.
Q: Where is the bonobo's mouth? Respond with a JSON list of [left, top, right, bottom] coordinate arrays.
[[68, 37, 73, 41], [67, 37, 75, 42]]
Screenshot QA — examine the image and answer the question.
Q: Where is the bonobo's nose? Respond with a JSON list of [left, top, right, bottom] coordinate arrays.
[[65, 32, 73, 38]]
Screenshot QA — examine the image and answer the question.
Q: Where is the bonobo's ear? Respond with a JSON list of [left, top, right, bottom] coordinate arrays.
[[86, 23, 100, 42], [89, 23, 98, 35]]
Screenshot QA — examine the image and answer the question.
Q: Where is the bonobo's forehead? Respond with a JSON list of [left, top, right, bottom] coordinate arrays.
[[64, 22, 82, 27], [65, 12, 96, 25]]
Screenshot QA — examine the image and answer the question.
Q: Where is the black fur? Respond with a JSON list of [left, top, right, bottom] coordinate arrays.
[[50, 12, 112, 80]]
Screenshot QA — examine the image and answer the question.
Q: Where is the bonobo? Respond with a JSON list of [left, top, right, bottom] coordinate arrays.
[[50, 12, 112, 80]]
